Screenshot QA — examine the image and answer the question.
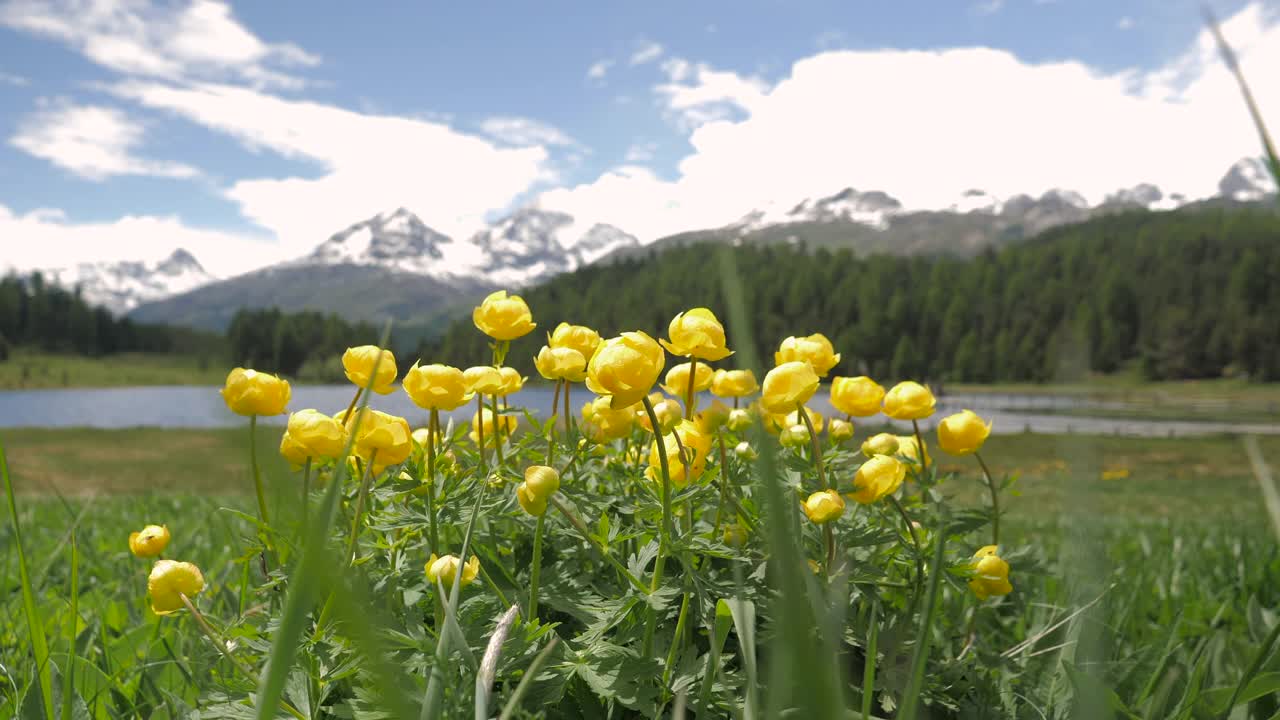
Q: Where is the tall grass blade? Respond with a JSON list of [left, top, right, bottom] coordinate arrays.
[[497, 636, 559, 720], [0, 438, 55, 720], [1204, 6, 1280, 198], [475, 605, 520, 720], [59, 535, 78, 720]]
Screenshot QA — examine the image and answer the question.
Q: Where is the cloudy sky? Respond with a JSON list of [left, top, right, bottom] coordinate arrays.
[[1, 0, 1278, 276]]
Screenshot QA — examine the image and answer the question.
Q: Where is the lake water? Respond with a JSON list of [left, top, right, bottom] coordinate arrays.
[[2, 385, 1279, 437]]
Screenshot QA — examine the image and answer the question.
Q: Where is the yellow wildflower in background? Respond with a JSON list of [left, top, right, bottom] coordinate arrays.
[[937, 409, 992, 455], [342, 345, 397, 395], [581, 396, 636, 442], [760, 361, 820, 414], [286, 409, 348, 460], [496, 366, 526, 396], [775, 333, 841, 377], [830, 376, 885, 417], [148, 560, 205, 615], [128, 525, 170, 558], [463, 366, 505, 395], [861, 432, 900, 458], [801, 489, 845, 524], [221, 368, 290, 417], [896, 434, 931, 467], [828, 418, 854, 443], [470, 407, 518, 448], [968, 545, 1013, 599], [403, 363, 474, 411], [637, 397, 682, 434], [850, 455, 907, 504], [342, 408, 413, 472], [660, 308, 734, 361], [882, 381, 936, 420], [548, 322, 601, 360], [661, 361, 714, 397], [534, 345, 588, 382], [645, 419, 712, 487], [473, 290, 536, 341], [710, 368, 758, 398], [586, 331, 665, 409], [426, 553, 480, 589]]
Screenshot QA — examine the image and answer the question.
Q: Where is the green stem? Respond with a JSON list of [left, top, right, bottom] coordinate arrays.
[[713, 431, 730, 535], [685, 357, 697, 419], [641, 395, 676, 660], [476, 394, 488, 473], [426, 410, 440, 554], [529, 514, 545, 619], [887, 494, 925, 616], [249, 416, 269, 527], [911, 419, 929, 478], [662, 591, 691, 692], [550, 380, 561, 467], [974, 452, 1000, 547], [343, 386, 364, 424], [344, 451, 377, 564], [797, 402, 827, 489], [491, 393, 505, 469], [564, 378, 573, 448], [300, 457, 311, 537], [861, 602, 879, 720]]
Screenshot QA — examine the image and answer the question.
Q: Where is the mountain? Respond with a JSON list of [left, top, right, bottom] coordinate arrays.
[[131, 207, 639, 332], [1219, 157, 1278, 201], [43, 249, 215, 315]]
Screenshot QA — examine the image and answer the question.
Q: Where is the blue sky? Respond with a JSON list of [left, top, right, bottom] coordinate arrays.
[[1, 0, 1277, 275]]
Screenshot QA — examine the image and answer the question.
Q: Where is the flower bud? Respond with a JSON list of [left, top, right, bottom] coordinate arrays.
[[882, 381, 937, 420], [516, 483, 548, 516], [734, 441, 758, 461], [937, 409, 993, 456], [779, 423, 810, 448], [968, 545, 1013, 600], [129, 525, 170, 558], [800, 489, 845, 524], [722, 524, 748, 547], [425, 553, 480, 589], [147, 559, 205, 615], [861, 432, 899, 458], [727, 408, 753, 432], [851, 455, 907, 504], [828, 418, 854, 443], [523, 465, 560, 500]]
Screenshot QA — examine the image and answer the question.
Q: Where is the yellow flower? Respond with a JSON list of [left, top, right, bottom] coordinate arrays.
[[861, 432, 899, 458], [128, 524, 170, 558], [147, 559, 205, 615], [722, 524, 749, 547], [548, 322, 601, 360], [937, 409, 992, 456], [586, 331, 665, 409], [661, 361, 714, 397], [830, 376, 885, 417], [726, 408, 753, 432], [779, 424, 810, 448], [403, 363, 474, 411], [759, 361, 820, 414], [221, 368, 290, 417], [523, 465, 561, 500], [896, 434, 931, 468], [279, 431, 309, 467], [784, 406, 824, 433], [470, 407, 518, 448], [581, 396, 637, 442], [637, 397, 683, 434], [463, 366, 505, 395], [695, 399, 732, 434], [496, 366, 525, 396], [968, 546, 1013, 600], [342, 346, 397, 395], [775, 334, 841, 377], [534, 345, 587, 382], [801, 489, 845, 524], [882, 381, 936, 420], [850, 455, 906, 504], [710, 368, 759, 398], [473, 290, 536, 341], [645, 419, 713, 487], [286, 409, 348, 460], [659, 308, 733, 361], [516, 482, 548, 516], [828, 418, 854, 443], [425, 553, 480, 589], [342, 408, 413, 472]]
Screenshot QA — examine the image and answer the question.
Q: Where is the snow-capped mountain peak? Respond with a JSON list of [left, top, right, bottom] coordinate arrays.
[[1219, 158, 1278, 202], [788, 187, 903, 229], [307, 207, 452, 273], [467, 207, 638, 285], [43, 248, 216, 315]]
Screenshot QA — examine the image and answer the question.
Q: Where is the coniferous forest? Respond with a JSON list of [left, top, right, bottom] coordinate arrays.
[[427, 207, 1280, 382]]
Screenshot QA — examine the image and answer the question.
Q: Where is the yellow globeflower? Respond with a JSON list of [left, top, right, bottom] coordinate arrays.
[[861, 432, 900, 458], [342, 408, 413, 472], [661, 361, 714, 397], [759, 361, 820, 414], [403, 362, 474, 411], [425, 553, 480, 589], [548, 322, 602, 360], [516, 482, 548, 516], [286, 408, 348, 460], [775, 334, 841, 377], [128, 525, 170, 558], [221, 368, 290, 417], [830, 376, 886, 417], [637, 397, 682, 434], [938, 409, 993, 456], [470, 407, 518, 448], [801, 489, 845, 524], [523, 465, 561, 500], [710, 368, 759, 398], [582, 396, 637, 442], [968, 546, 1013, 600], [586, 331, 665, 409], [473, 290, 536, 341], [695, 399, 732, 434], [779, 424, 810, 448], [828, 418, 854, 443], [660, 308, 734, 361], [496, 366, 526, 396], [850, 455, 907, 504], [645, 419, 713, 487], [279, 431, 309, 467], [147, 559, 205, 615], [784, 406, 825, 433], [726, 408, 753, 432], [463, 366, 505, 396], [534, 345, 588, 382], [896, 434, 931, 468], [342, 346, 397, 395], [882, 381, 937, 420]]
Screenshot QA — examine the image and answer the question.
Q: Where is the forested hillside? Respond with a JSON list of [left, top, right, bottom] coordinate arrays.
[[426, 208, 1280, 382]]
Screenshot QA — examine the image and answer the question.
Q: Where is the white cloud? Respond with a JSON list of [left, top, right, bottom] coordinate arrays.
[[0, 0, 319, 89], [10, 102, 199, 180], [0, 70, 29, 86], [106, 80, 552, 249], [587, 59, 614, 81], [654, 59, 769, 131], [540, 3, 1280, 242], [480, 116, 578, 148], [630, 41, 664, 66], [1117, 16, 1135, 30], [0, 204, 276, 276]]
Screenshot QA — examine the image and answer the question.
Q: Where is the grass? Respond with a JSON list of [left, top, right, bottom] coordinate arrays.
[[0, 351, 229, 390]]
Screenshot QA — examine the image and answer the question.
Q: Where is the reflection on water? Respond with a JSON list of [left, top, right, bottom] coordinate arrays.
[[0, 385, 1278, 437]]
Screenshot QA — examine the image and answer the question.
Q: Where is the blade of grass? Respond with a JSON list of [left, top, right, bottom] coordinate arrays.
[[1203, 6, 1280, 196], [60, 534, 78, 720], [0, 438, 55, 720]]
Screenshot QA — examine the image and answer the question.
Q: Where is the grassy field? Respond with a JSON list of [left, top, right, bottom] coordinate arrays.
[[0, 352, 229, 389]]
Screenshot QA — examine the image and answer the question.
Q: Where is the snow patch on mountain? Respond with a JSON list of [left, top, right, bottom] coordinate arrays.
[[1219, 158, 1277, 201], [949, 189, 1002, 214], [44, 248, 215, 315]]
